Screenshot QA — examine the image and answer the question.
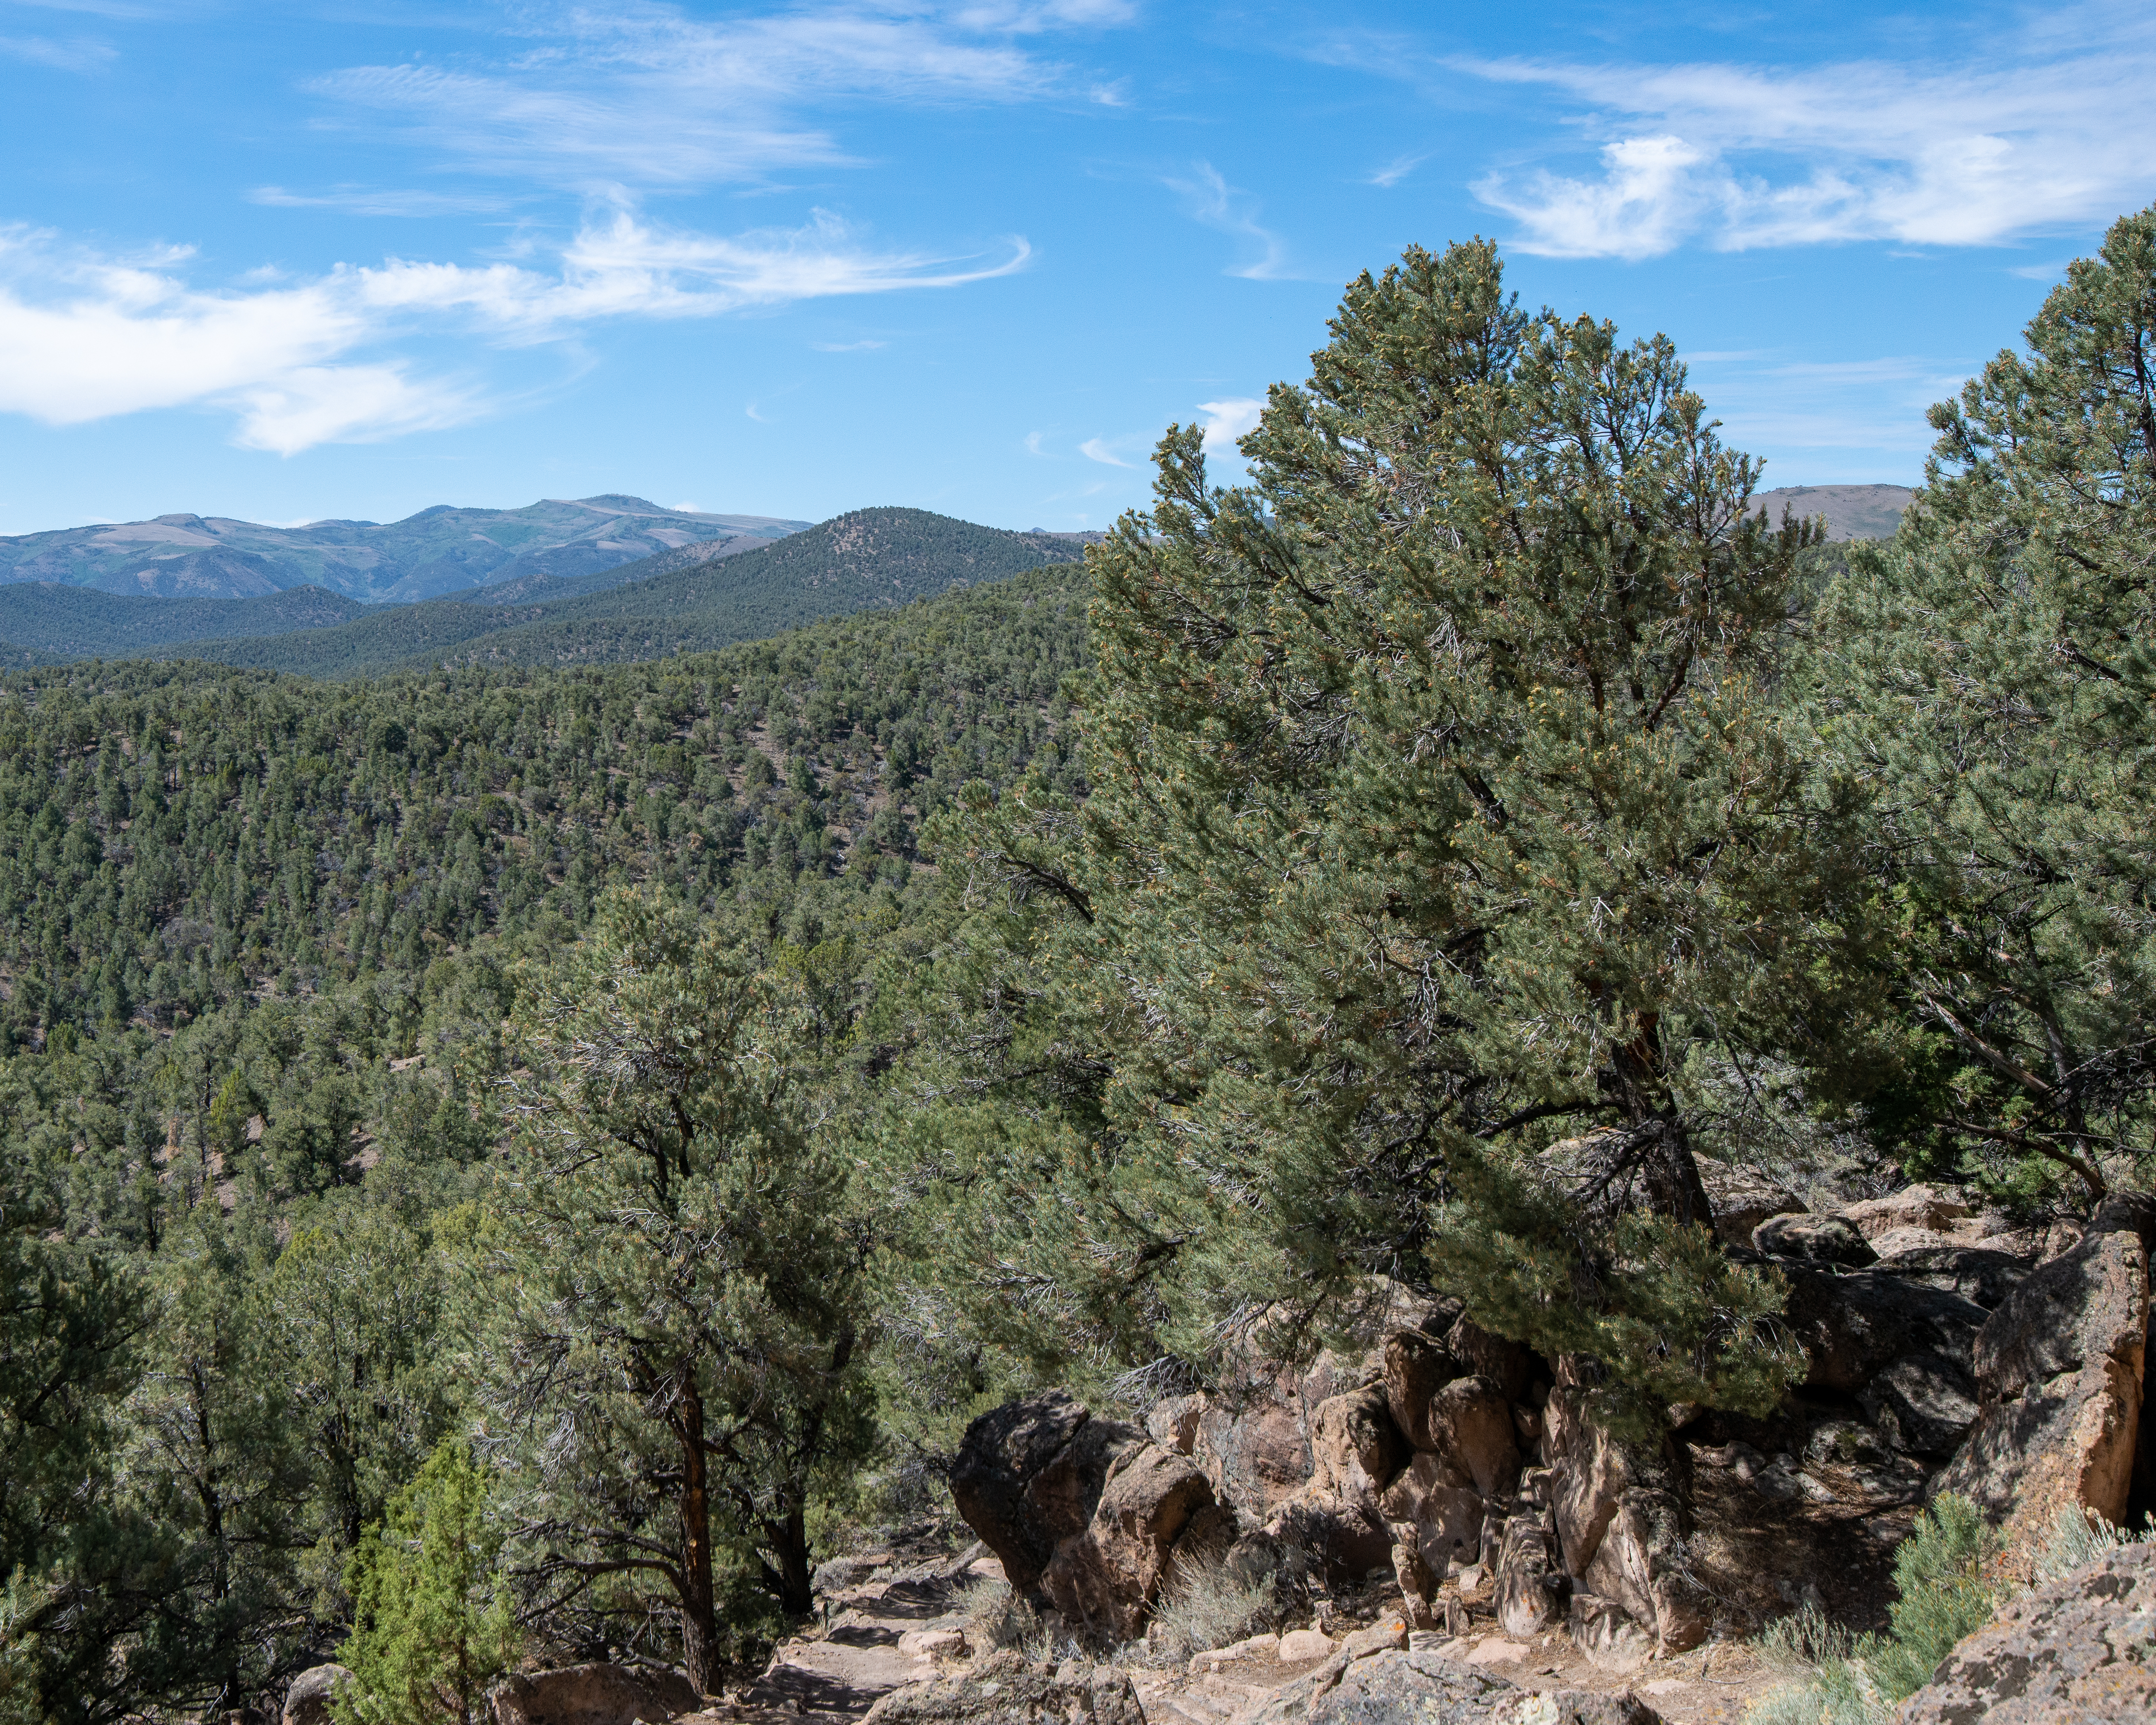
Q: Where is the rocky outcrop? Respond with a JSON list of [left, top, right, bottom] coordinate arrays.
[[1842, 1185, 1969, 1240], [1249, 1646, 1664, 1725], [1039, 1442, 1232, 1640], [1932, 1196, 2155, 1546], [488, 1663, 702, 1725], [950, 1393, 1141, 1592], [284, 1666, 354, 1725], [1542, 1388, 1707, 1654], [1308, 1384, 1410, 1508], [1755, 1213, 1877, 1266], [862, 1652, 1146, 1725], [1697, 1165, 1804, 1246], [1895, 1540, 2156, 1723]]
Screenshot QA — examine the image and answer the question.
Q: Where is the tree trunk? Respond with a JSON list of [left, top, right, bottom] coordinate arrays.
[[675, 1378, 721, 1696], [1611, 1019, 1713, 1231], [766, 1500, 814, 1619]]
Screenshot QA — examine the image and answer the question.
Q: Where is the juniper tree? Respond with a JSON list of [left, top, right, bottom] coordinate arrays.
[[909, 239, 1865, 1422], [480, 894, 876, 1692], [1819, 200, 2156, 1205]]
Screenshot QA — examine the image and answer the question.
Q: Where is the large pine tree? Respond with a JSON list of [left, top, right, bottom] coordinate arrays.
[[911, 239, 1869, 1422]]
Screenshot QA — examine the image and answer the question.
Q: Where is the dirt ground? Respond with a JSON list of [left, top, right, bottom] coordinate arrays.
[[680, 1525, 1787, 1725]]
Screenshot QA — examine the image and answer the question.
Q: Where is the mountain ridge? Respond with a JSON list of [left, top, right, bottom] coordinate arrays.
[[0, 495, 809, 604]]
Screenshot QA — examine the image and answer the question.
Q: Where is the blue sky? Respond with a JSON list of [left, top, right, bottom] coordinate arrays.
[[1, 0, 2152, 536]]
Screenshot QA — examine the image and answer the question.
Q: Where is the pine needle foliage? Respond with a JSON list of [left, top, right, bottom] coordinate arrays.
[[908, 238, 1860, 1424], [338, 1441, 518, 1725], [1817, 200, 2156, 1202]]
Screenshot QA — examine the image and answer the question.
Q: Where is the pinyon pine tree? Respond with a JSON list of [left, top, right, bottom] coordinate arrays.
[[1820, 199, 2156, 1204], [913, 239, 1868, 1423]]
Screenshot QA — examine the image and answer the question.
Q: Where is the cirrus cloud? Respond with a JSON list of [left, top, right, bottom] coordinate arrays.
[[0, 209, 1030, 454]]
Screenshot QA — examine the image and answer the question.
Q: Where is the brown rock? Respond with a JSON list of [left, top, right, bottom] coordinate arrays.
[[284, 1666, 354, 1725], [1426, 1376, 1521, 1501], [1896, 1540, 2156, 1723], [1265, 1494, 1397, 1583], [1146, 1394, 1203, 1456], [1697, 1166, 1805, 1246], [1389, 1520, 1440, 1628], [862, 1652, 1145, 1725], [489, 1663, 702, 1725], [1841, 1185, 1968, 1240], [1494, 1512, 1566, 1639], [1442, 1315, 1541, 1406], [1542, 1391, 1707, 1653], [1198, 1365, 1313, 1526], [1754, 1213, 1877, 1265], [1309, 1384, 1412, 1506], [1040, 1442, 1231, 1641], [950, 1392, 1141, 1592], [1875, 1244, 2030, 1311], [1932, 1201, 2152, 1544], [1778, 1265, 1987, 1398], [1378, 1453, 1486, 1577], [1384, 1331, 1465, 1451]]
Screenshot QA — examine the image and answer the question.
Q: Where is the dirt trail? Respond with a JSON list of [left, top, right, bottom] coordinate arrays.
[[697, 1534, 1779, 1725]]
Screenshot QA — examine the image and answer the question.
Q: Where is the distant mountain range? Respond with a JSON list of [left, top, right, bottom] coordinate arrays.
[[0, 508, 1090, 677], [0, 495, 808, 603], [1752, 484, 1913, 541]]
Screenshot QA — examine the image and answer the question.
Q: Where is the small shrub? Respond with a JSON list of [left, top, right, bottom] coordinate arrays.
[[1146, 1552, 1280, 1664], [1745, 1497, 2001, 1725], [957, 1577, 1040, 1654], [2033, 1504, 2138, 1582]]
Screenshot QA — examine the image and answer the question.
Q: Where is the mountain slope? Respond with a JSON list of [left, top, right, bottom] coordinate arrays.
[[0, 583, 364, 658], [1753, 484, 1913, 540], [0, 495, 808, 603], [169, 508, 1088, 679]]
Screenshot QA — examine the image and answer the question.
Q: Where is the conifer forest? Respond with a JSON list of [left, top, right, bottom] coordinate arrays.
[[6, 205, 2156, 1723]]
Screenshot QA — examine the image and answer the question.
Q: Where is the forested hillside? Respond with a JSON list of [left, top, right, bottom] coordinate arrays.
[[159, 508, 1084, 677], [8, 207, 2156, 1725], [0, 583, 363, 661]]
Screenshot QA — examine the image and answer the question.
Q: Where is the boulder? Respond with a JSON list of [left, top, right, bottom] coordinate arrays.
[[1493, 1511, 1566, 1639], [950, 1392, 1141, 1592], [1932, 1198, 2153, 1544], [1442, 1316, 1542, 1407], [1308, 1384, 1412, 1508], [1249, 1646, 1665, 1725], [488, 1663, 702, 1725], [1567, 1594, 1653, 1674], [1896, 1540, 2156, 1723], [1146, 1394, 1204, 1457], [1857, 1353, 1981, 1460], [862, 1652, 1145, 1725], [284, 1666, 354, 1725], [1873, 1244, 2030, 1311], [1278, 1628, 1339, 1662], [1383, 1331, 1465, 1452], [1377, 1453, 1486, 1577], [1778, 1265, 1988, 1398], [1426, 1376, 1521, 1501], [1754, 1213, 1877, 1266], [1841, 1185, 1969, 1240], [1542, 1390, 1707, 1653], [1388, 1520, 1440, 1628], [1697, 1166, 1805, 1247], [1040, 1441, 1233, 1641], [1264, 1494, 1397, 1583], [1198, 1363, 1314, 1526]]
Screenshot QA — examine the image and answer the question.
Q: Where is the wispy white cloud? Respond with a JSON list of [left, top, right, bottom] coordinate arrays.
[[1166, 162, 1291, 280], [311, 1, 1128, 191], [1196, 396, 1263, 455], [1368, 152, 1427, 189], [810, 337, 887, 351], [0, 32, 112, 70], [1685, 349, 1969, 457], [250, 185, 513, 217], [1078, 436, 1136, 467], [1313, 7, 2156, 259], [0, 209, 1030, 453], [1471, 25, 2156, 257]]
